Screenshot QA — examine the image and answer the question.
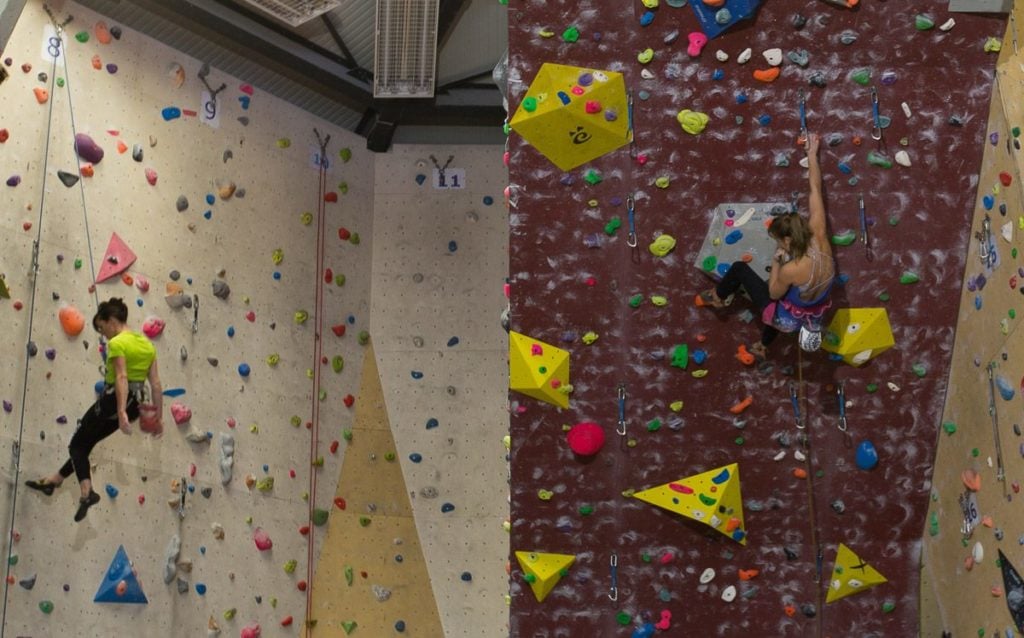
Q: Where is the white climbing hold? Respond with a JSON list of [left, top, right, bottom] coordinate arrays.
[[163, 534, 181, 584], [733, 207, 757, 228], [1002, 221, 1013, 243], [894, 150, 911, 167], [887, 382, 900, 392], [640, 68, 655, 80], [220, 433, 235, 485], [715, 49, 729, 62], [939, 18, 955, 32], [721, 585, 737, 602], [773, 450, 787, 461], [973, 541, 984, 564], [762, 48, 783, 66], [794, 449, 806, 462], [901, 102, 912, 118], [799, 156, 810, 169], [737, 47, 752, 64], [699, 567, 716, 584]]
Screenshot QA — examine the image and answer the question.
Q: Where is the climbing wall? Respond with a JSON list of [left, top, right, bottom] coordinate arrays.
[[371, 144, 511, 637], [920, 8, 1024, 636], [508, 1, 1007, 635], [0, 1, 373, 635]]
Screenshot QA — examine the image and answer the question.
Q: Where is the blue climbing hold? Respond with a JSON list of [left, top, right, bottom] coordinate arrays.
[[347, 315, 356, 324], [262, 464, 269, 472], [205, 194, 215, 205], [442, 503, 455, 513], [94, 546, 147, 604], [272, 271, 281, 280], [238, 95, 250, 110], [199, 546, 206, 555], [426, 418, 439, 429], [836, 273, 850, 285], [136, 298, 143, 307], [395, 620, 406, 632], [203, 210, 212, 220], [975, 295, 982, 310], [411, 371, 423, 379], [632, 623, 656, 638], [227, 326, 235, 337], [162, 388, 186, 397], [483, 196, 494, 205], [757, 114, 771, 126], [460, 571, 472, 581], [640, 10, 655, 26], [983, 195, 995, 210], [838, 162, 852, 174], [712, 69, 724, 81], [724, 229, 743, 245], [160, 107, 181, 121], [855, 440, 879, 470], [195, 583, 206, 595], [448, 240, 458, 252], [692, 349, 707, 365], [735, 93, 748, 104], [415, 174, 427, 185], [447, 336, 459, 347], [716, 263, 730, 277], [238, 363, 251, 377], [409, 453, 422, 463], [711, 467, 731, 484], [104, 484, 118, 498], [996, 375, 1016, 401]]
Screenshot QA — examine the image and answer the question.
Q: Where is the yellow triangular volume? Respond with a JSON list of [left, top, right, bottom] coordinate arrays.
[[0, 275, 8, 300], [821, 308, 894, 367], [515, 551, 575, 602], [632, 463, 747, 545], [509, 63, 630, 171], [825, 543, 888, 603], [509, 332, 570, 408]]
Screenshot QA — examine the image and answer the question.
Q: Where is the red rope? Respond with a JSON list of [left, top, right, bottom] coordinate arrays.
[[305, 145, 329, 632]]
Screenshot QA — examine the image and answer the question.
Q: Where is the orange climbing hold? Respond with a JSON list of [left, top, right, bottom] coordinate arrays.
[[735, 344, 755, 366], [702, 0, 725, 6], [729, 395, 753, 414], [95, 21, 112, 45], [33, 87, 49, 104], [80, 164, 95, 177], [793, 467, 807, 479], [740, 253, 753, 262], [753, 68, 780, 83], [981, 515, 994, 528], [961, 469, 981, 492], [91, 54, 102, 70], [784, 605, 797, 617], [738, 569, 759, 580], [117, 140, 128, 154]]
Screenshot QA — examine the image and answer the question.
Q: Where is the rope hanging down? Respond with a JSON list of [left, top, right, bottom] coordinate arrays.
[[304, 128, 331, 633]]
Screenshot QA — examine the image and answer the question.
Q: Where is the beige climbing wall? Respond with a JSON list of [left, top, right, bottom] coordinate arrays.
[[0, 0, 373, 635], [921, 12, 1024, 636], [305, 343, 444, 637], [371, 144, 510, 637]]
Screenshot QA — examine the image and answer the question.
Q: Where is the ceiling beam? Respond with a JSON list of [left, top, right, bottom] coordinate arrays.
[[319, 13, 357, 69]]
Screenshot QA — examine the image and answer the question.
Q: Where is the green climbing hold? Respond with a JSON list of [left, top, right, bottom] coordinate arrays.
[[929, 512, 939, 536], [889, 216, 900, 226], [942, 421, 957, 435], [825, 331, 840, 347], [358, 330, 370, 345], [74, 258, 82, 269], [342, 620, 357, 635], [670, 344, 688, 369], [866, 383, 878, 393], [290, 415, 302, 427], [579, 504, 594, 516], [335, 273, 346, 286], [343, 429, 353, 441], [605, 216, 622, 235], [584, 170, 602, 185], [318, 389, 327, 401], [646, 418, 662, 432], [1014, 126, 1022, 138], [524, 573, 537, 583], [650, 295, 668, 306], [878, 291, 890, 302], [349, 232, 360, 245], [831, 230, 857, 246], [8, 555, 17, 566], [629, 294, 644, 308], [701, 255, 718, 272], [915, 14, 935, 30], [1010, 309, 1017, 320], [312, 508, 329, 526], [384, 451, 396, 462], [1012, 248, 1018, 259], [881, 601, 896, 613], [39, 600, 53, 614], [899, 271, 920, 284], [338, 182, 349, 195], [699, 493, 717, 506], [641, 553, 652, 563], [734, 436, 745, 445], [867, 151, 893, 169], [358, 516, 371, 527], [56, 78, 64, 88], [849, 68, 871, 85], [284, 559, 297, 574], [75, 31, 89, 43], [972, 447, 980, 457], [345, 565, 354, 586], [522, 97, 538, 112], [562, 26, 580, 42], [912, 363, 927, 377], [339, 147, 352, 162], [616, 612, 632, 626], [332, 355, 344, 373]]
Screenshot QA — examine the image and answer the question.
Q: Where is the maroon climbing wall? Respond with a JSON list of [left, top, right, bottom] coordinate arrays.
[[508, 1, 1007, 635]]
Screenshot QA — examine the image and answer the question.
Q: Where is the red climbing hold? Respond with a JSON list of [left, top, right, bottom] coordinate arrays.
[[245, 311, 256, 322], [1000, 171, 1013, 187], [338, 227, 351, 240], [324, 192, 338, 203], [281, 616, 293, 627], [324, 268, 333, 283], [343, 394, 355, 407], [329, 440, 339, 454], [333, 497, 346, 510], [298, 525, 310, 536], [297, 580, 307, 591], [0, 129, 8, 143], [331, 324, 347, 337]]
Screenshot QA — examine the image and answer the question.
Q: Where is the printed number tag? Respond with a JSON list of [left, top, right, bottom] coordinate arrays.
[[201, 91, 220, 128], [433, 168, 465, 189]]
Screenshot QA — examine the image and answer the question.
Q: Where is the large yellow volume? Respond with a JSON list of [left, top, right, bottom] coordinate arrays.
[[509, 332, 570, 408], [515, 551, 575, 602], [632, 463, 747, 545], [825, 543, 888, 603], [821, 307, 895, 366]]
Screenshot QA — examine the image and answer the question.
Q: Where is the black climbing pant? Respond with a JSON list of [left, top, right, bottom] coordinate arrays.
[[59, 388, 139, 483], [714, 261, 779, 347]]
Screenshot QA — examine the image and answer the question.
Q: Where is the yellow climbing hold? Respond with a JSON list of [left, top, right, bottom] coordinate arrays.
[[265, 353, 280, 367], [271, 248, 284, 265], [633, 463, 747, 544], [826, 544, 887, 602], [642, 0, 659, 7], [650, 295, 668, 306], [249, 424, 259, 434], [582, 331, 599, 345], [300, 212, 313, 225], [515, 551, 576, 602], [654, 176, 671, 189], [294, 310, 309, 324], [283, 559, 297, 574], [670, 400, 684, 412], [509, 332, 571, 408], [649, 234, 676, 257], [224, 608, 237, 620], [638, 48, 654, 64], [984, 37, 1002, 53], [538, 28, 555, 37], [276, 138, 291, 148], [677, 109, 710, 135], [692, 369, 708, 378], [538, 489, 554, 500]]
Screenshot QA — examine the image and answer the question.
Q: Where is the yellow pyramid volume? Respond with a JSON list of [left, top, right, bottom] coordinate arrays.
[[821, 308, 894, 367], [632, 463, 747, 545], [826, 543, 888, 603], [515, 551, 575, 602], [509, 332, 570, 408]]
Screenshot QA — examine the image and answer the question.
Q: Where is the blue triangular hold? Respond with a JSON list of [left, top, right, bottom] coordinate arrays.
[[94, 545, 148, 604]]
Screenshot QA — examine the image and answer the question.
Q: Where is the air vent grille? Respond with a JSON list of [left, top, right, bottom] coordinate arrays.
[[374, 0, 439, 98], [239, 0, 342, 27]]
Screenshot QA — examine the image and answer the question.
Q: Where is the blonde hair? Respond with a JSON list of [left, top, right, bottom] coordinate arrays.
[[768, 213, 811, 260]]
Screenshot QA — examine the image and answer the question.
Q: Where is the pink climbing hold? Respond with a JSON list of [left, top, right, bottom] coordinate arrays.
[[144, 167, 158, 186], [170, 402, 192, 425], [585, 100, 602, 114], [655, 610, 672, 631], [240, 83, 254, 96], [687, 32, 708, 57], [253, 528, 272, 551], [142, 316, 165, 338], [659, 551, 675, 565], [567, 421, 605, 456], [240, 623, 262, 638], [668, 482, 694, 494], [531, 344, 543, 356]]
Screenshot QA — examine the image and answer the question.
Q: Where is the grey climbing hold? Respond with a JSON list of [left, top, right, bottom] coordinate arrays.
[[826, 133, 844, 147], [212, 279, 230, 300], [176, 195, 188, 212], [830, 499, 845, 514], [164, 534, 181, 584], [207, 357, 219, 367], [784, 546, 799, 560], [412, 273, 424, 283], [372, 585, 392, 602], [201, 487, 213, 498], [235, 187, 245, 198], [180, 346, 188, 361], [57, 170, 79, 187], [787, 49, 809, 67], [223, 150, 233, 163], [948, 114, 965, 127], [808, 72, 827, 88], [220, 433, 235, 485], [19, 574, 36, 590], [27, 342, 37, 357], [838, 30, 858, 45], [237, 116, 250, 126], [131, 144, 143, 162], [169, 270, 180, 281], [800, 604, 817, 618], [791, 14, 807, 29], [412, 336, 424, 348], [177, 578, 189, 594], [714, 8, 731, 24], [419, 486, 438, 499]]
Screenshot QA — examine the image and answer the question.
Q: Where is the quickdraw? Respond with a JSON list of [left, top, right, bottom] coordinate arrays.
[[626, 195, 637, 248], [617, 384, 627, 436]]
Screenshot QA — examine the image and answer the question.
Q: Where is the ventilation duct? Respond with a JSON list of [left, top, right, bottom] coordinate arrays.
[[374, 0, 440, 98], [239, 0, 341, 27]]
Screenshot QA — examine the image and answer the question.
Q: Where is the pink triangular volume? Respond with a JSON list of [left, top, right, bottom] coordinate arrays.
[[95, 232, 137, 283]]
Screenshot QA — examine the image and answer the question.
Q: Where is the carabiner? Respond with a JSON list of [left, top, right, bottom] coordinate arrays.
[[626, 195, 637, 248], [870, 86, 882, 141]]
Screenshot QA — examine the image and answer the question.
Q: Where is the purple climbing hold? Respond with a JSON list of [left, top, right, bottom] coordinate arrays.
[[106, 63, 117, 74], [74, 133, 104, 164], [56, 415, 67, 424], [6, 175, 20, 187], [45, 348, 56, 360], [2, 400, 12, 413]]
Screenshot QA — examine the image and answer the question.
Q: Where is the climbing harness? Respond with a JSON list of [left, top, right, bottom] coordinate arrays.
[[789, 382, 803, 429], [869, 86, 883, 143], [987, 362, 1007, 495], [608, 553, 619, 601], [616, 384, 627, 436], [858, 194, 872, 261], [626, 195, 637, 248]]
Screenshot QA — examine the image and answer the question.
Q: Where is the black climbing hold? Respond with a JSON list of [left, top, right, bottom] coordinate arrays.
[[201, 487, 212, 498], [791, 13, 806, 29], [784, 546, 799, 560], [830, 499, 845, 514], [57, 170, 79, 188], [109, 26, 122, 39], [800, 604, 816, 618], [948, 114, 965, 127], [27, 341, 37, 357], [176, 195, 188, 212], [132, 144, 143, 162], [170, 270, 180, 281], [808, 73, 827, 89]]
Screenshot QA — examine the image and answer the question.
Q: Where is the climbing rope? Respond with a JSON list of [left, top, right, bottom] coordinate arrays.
[[794, 347, 824, 637], [304, 129, 331, 632]]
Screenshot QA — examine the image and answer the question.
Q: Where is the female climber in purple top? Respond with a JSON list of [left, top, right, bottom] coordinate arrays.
[[697, 132, 835, 359]]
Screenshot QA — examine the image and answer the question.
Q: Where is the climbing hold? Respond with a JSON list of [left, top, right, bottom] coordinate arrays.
[[74, 133, 104, 164], [737, 47, 752, 64], [762, 48, 783, 66], [856, 440, 879, 470], [649, 234, 676, 257], [867, 151, 893, 169], [253, 528, 272, 551], [787, 49, 810, 67], [753, 68, 780, 83], [915, 14, 935, 30], [59, 305, 85, 336], [637, 48, 654, 64], [831, 230, 856, 246], [568, 422, 605, 456], [144, 168, 158, 185], [39, 600, 54, 614], [730, 396, 753, 414], [33, 87, 49, 104], [687, 32, 708, 57], [899, 271, 920, 284], [894, 150, 911, 167]]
